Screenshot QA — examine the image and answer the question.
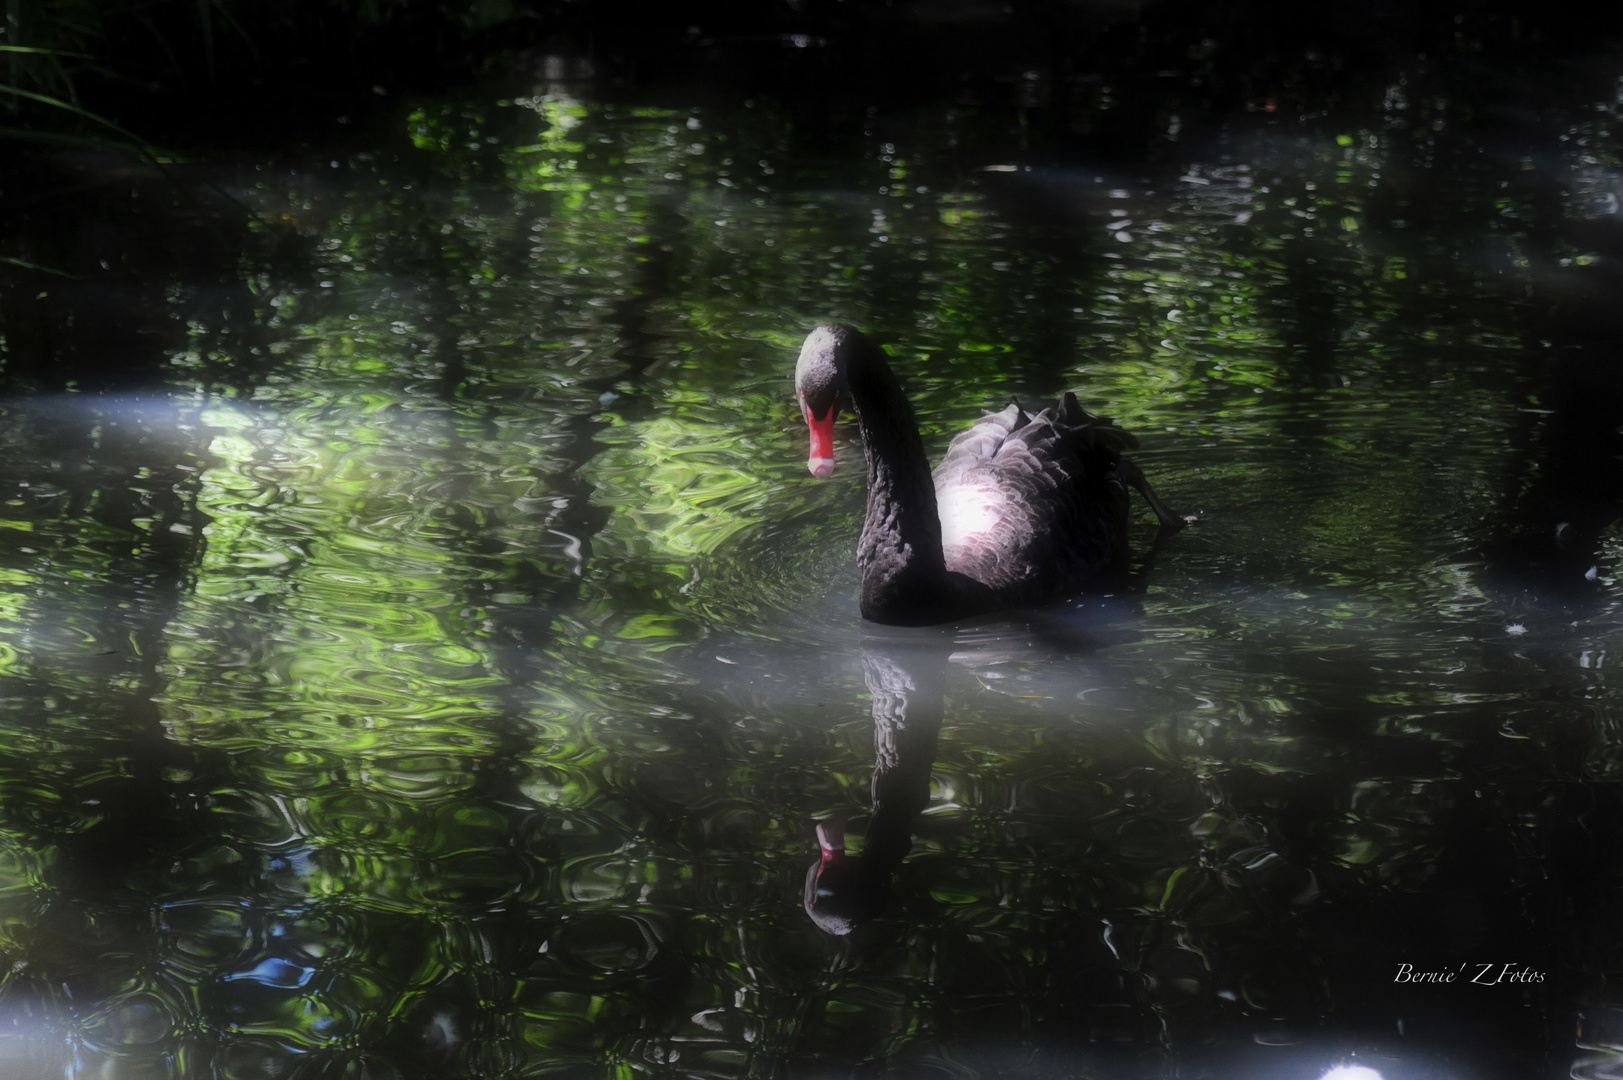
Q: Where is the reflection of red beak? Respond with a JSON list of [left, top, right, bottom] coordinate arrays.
[[805, 405, 836, 479], [816, 820, 846, 862], [805, 819, 868, 935]]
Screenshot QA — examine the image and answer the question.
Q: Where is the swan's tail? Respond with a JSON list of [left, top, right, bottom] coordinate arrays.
[[1058, 393, 1186, 529], [1059, 391, 1139, 454]]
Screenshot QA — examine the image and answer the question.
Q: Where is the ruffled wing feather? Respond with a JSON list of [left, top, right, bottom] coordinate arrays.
[[932, 397, 1131, 597]]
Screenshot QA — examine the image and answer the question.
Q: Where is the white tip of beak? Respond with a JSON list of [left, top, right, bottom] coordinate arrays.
[[808, 457, 835, 479]]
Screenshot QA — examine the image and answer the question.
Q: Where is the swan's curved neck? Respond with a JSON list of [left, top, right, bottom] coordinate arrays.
[[845, 344, 957, 623]]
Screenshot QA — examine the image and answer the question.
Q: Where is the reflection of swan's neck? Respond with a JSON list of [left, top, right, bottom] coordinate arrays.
[[863, 648, 942, 866]]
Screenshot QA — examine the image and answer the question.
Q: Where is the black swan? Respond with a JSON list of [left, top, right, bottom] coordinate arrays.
[[794, 323, 1186, 626]]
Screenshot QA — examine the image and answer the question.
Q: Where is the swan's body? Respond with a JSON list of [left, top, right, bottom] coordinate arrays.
[[795, 324, 1183, 626]]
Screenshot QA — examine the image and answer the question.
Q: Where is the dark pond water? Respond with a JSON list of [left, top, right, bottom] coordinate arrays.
[[5, 32, 1623, 1080]]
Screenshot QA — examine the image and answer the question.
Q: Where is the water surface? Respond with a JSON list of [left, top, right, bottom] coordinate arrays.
[[3, 47, 1623, 1079]]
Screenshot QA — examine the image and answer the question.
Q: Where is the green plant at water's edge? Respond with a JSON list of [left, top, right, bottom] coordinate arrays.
[[2, 0, 98, 104], [0, 0, 153, 153], [1, 0, 524, 145]]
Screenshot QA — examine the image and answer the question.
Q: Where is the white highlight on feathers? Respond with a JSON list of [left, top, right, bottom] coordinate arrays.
[[939, 482, 1003, 550]]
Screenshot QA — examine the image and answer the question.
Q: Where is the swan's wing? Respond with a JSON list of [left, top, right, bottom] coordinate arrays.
[[933, 400, 1128, 593]]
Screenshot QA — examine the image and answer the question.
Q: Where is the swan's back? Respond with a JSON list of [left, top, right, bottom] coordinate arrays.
[[933, 394, 1133, 598]]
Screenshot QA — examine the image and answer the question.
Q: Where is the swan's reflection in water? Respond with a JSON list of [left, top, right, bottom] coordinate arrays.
[[804, 615, 1108, 934], [804, 627, 946, 935]]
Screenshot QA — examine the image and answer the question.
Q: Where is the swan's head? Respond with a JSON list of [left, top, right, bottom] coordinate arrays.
[[803, 819, 879, 936], [794, 324, 859, 479]]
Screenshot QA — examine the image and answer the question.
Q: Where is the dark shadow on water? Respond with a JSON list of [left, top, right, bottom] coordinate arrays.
[[0, 150, 312, 397], [1482, 249, 1623, 605]]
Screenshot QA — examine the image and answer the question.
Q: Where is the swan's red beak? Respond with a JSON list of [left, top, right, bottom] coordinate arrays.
[[805, 405, 836, 479]]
